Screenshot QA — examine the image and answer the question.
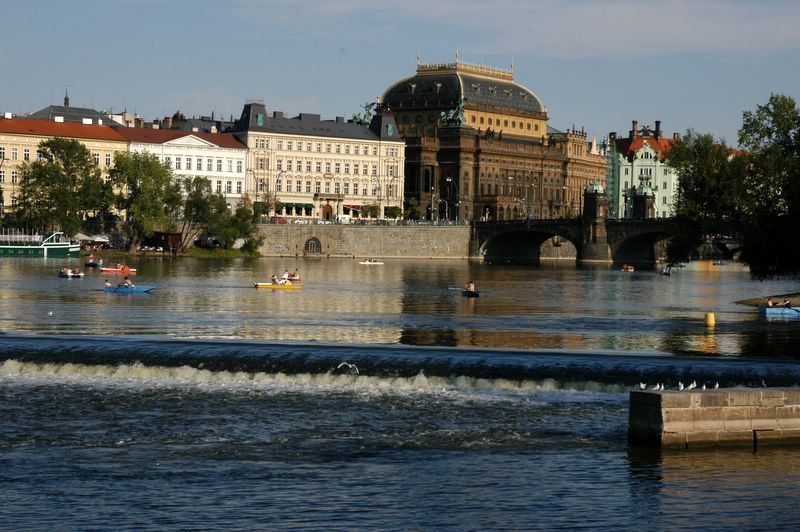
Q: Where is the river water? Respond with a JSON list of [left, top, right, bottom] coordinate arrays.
[[2, 257, 800, 530]]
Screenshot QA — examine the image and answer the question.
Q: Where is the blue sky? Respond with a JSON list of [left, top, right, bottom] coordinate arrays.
[[1, 0, 797, 146]]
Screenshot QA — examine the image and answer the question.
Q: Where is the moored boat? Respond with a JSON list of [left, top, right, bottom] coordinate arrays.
[[359, 259, 383, 265], [254, 282, 304, 290], [621, 264, 635, 272], [0, 231, 80, 257], [759, 306, 800, 318], [103, 284, 155, 293]]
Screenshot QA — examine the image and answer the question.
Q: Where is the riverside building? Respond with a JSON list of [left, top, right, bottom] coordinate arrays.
[[230, 101, 405, 221], [606, 120, 681, 219], [379, 56, 608, 221]]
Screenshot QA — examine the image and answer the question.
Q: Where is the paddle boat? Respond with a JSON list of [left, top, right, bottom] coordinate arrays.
[[759, 305, 799, 318], [103, 284, 155, 293], [621, 264, 635, 272], [58, 269, 85, 278], [359, 258, 383, 265], [254, 282, 303, 290], [100, 265, 137, 274]]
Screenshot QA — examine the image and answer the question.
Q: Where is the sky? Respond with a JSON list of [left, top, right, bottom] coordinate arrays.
[[1, 0, 798, 146]]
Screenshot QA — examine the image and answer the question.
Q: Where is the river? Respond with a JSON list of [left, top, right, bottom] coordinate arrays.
[[1, 256, 799, 529]]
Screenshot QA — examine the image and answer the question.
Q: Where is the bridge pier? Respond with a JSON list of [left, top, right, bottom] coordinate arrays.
[[577, 242, 612, 265]]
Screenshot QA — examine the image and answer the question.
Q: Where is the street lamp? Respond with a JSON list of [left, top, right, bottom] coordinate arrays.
[[444, 176, 456, 221]]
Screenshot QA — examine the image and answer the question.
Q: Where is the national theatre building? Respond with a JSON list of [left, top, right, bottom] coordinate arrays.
[[379, 58, 607, 222]]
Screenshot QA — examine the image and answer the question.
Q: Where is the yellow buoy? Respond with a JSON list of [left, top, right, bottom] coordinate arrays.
[[704, 312, 716, 327]]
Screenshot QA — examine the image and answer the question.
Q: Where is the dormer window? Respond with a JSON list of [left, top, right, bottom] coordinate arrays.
[[434, 82, 442, 94], [409, 83, 416, 94], [488, 86, 497, 95]]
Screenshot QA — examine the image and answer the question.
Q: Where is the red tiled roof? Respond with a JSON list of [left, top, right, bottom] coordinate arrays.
[[115, 128, 247, 150], [0, 117, 127, 142], [615, 136, 675, 161]]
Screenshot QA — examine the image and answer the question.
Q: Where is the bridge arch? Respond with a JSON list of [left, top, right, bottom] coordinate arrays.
[[477, 221, 582, 265]]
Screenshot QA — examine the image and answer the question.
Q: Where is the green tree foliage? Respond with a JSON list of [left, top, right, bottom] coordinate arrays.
[[404, 197, 422, 220], [385, 206, 403, 219], [109, 151, 182, 251], [177, 176, 230, 251], [361, 202, 381, 219], [17, 138, 104, 234], [736, 94, 800, 276], [666, 131, 748, 260]]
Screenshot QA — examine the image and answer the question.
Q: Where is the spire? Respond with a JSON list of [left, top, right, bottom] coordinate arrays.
[[416, 50, 421, 65], [64, 85, 70, 107]]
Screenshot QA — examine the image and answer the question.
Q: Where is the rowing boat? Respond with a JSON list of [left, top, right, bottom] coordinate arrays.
[[58, 270, 85, 278], [254, 282, 304, 290], [104, 284, 155, 293], [759, 306, 800, 318]]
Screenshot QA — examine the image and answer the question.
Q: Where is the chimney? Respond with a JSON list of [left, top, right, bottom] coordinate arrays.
[[654, 120, 661, 140], [631, 120, 638, 139], [673, 132, 681, 141]]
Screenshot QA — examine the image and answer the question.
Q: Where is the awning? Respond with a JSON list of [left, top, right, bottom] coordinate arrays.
[[282, 203, 295, 209], [344, 204, 362, 210], [73, 232, 91, 241], [303, 203, 314, 209]]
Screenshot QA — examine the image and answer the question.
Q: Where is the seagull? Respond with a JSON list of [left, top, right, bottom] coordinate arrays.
[[713, 382, 719, 389], [761, 380, 767, 388], [639, 382, 647, 390], [678, 381, 684, 391], [701, 384, 707, 390], [337, 362, 359, 375], [650, 383, 660, 390], [686, 381, 697, 390]]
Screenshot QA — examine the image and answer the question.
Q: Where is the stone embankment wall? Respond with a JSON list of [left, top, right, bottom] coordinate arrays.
[[629, 388, 800, 449], [257, 225, 473, 259]]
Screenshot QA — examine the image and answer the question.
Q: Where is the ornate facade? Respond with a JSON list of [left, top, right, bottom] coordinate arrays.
[[380, 58, 608, 221]]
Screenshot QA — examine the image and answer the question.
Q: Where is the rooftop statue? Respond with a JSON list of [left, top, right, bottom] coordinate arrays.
[[439, 100, 465, 126]]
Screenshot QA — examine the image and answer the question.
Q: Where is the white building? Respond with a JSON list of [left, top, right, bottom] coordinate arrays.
[[117, 128, 248, 210], [607, 120, 681, 218], [231, 102, 405, 221]]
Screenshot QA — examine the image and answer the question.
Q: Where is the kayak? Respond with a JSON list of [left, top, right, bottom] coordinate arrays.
[[254, 282, 303, 290], [104, 284, 155, 293], [100, 266, 137, 274]]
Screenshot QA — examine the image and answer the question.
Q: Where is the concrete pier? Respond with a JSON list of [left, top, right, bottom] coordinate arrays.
[[629, 388, 800, 449]]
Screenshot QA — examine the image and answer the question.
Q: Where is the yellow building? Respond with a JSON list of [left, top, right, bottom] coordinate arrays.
[[380, 58, 607, 221], [0, 115, 128, 215]]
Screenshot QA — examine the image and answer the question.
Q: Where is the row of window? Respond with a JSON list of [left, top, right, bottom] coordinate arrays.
[[254, 137, 399, 158], [162, 156, 244, 174], [0, 170, 19, 183], [267, 178, 398, 197], [274, 159, 381, 176], [179, 177, 243, 195]]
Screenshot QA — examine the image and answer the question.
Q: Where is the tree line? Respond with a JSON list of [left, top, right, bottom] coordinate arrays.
[[4, 138, 262, 253], [667, 94, 800, 277]]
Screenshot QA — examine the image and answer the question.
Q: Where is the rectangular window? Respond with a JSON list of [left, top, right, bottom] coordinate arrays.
[[344, 163, 350, 174], [326, 143, 331, 153], [315, 161, 322, 173], [325, 162, 331, 173], [237, 182, 242, 194], [24, 148, 31, 161], [286, 180, 292, 192], [662, 196, 667, 204], [325, 182, 331, 193], [372, 165, 377, 176], [363, 164, 369, 175], [315, 182, 321, 193], [217, 159, 223, 172], [175, 157, 182, 170], [216, 180, 222, 193], [344, 145, 350, 154], [237, 160, 243, 173], [207, 158, 213, 171], [296, 179, 301, 191], [227, 160, 233, 173], [277, 179, 283, 192], [287, 160, 293, 171], [198, 158, 203, 170], [334, 162, 340, 174], [335, 144, 341, 154], [306, 161, 312, 172], [354, 164, 359, 176], [306, 180, 311, 193], [354, 146, 359, 155], [12, 148, 18, 160], [277, 160, 283, 171], [226, 181, 232, 193], [0, 170, 4, 183], [316, 143, 322, 152], [164, 156, 171, 167], [105, 153, 112, 166], [335, 182, 341, 194], [297, 141, 302, 151], [287, 140, 293, 151], [93, 152, 99, 165], [362, 185, 367, 196], [277, 139, 283, 150], [12, 171, 18, 184], [0, 148, 4, 160], [306, 142, 312, 152], [186, 158, 192, 170], [372, 147, 378, 156]]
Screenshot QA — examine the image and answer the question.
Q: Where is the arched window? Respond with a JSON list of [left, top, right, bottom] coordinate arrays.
[[304, 238, 322, 255]]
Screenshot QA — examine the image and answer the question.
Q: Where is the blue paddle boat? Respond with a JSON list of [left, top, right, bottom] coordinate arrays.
[[104, 284, 155, 294]]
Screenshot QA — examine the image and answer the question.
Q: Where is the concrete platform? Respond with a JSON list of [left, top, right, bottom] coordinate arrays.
[[629, 388, 800, 449]]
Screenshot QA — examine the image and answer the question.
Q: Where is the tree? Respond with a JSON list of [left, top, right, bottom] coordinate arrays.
[[110, 151, 182, 251], [361, 202, 381, 219], [17, 138, 102, 234], [385, 206, 402, 219], [176, 176, 230, 251], [736, 94, 800, 276], [404, 197, 422, 220], [665, 130, 747, 261]]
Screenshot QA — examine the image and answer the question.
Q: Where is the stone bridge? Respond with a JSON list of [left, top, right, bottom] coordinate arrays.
[[473, 218, 678, 266]]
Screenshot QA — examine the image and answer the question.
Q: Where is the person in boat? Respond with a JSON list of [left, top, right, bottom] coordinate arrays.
[[104, 279, 112, 287], [271, 274, 283, 285], [87, 254, 95, 264], [780, 298, 792, 308], [73, 267, 81, 274], [464, 280, 476, 292], [767, 297, 774, 307], [120, 276, 134, 287], [289, 269, 301, 281]]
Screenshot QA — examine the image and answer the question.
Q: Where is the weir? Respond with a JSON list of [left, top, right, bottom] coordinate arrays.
[[629, 388, 800, 449]]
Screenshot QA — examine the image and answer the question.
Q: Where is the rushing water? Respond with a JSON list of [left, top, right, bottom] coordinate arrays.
[[1, 256, 800, 530]]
